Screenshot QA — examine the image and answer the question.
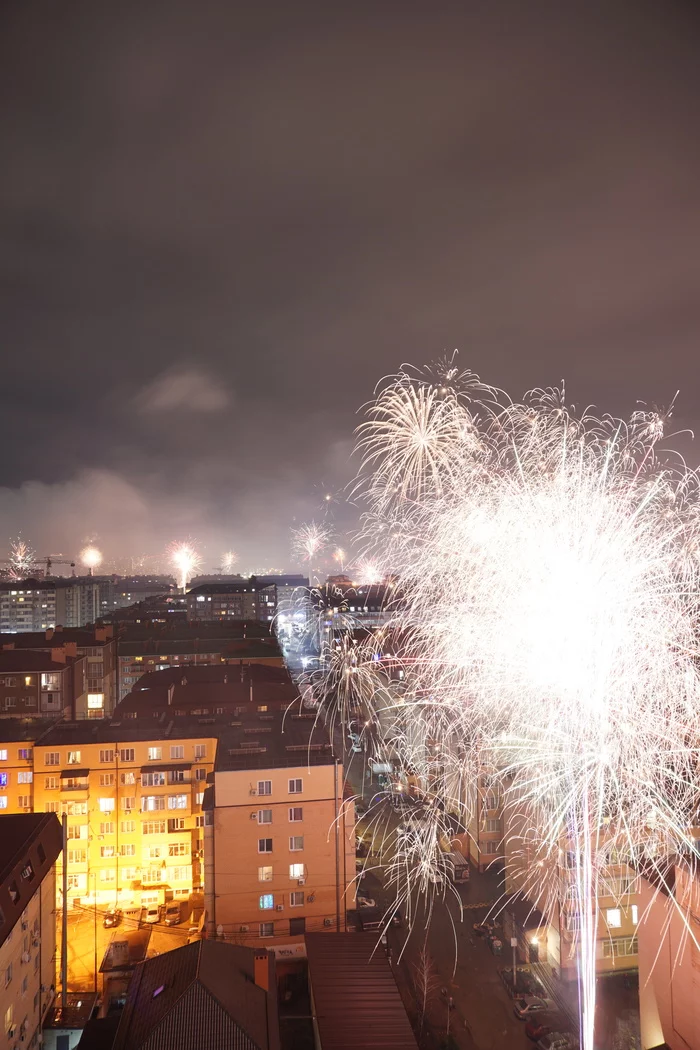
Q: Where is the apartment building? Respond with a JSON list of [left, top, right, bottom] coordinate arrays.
[[504, 805, 639, 980], [0, 650, 87, 720], [31, 721, 217, 908], [0, 581, 56, 633], [0, 625, 117, 718], [0, 722, 56, 814], [638, 862, 700, 1050], [203, 710, 355, 961], [465, 775, 505, 872], [187, 575, 309, 625], [0, 813, 63, 1048], [117, 632, 284, 701]]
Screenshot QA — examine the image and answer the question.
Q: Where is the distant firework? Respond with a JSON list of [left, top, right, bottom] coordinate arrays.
[[333, 547, 346, 571], [80, 545, 103, 573], [167, 541, 201, 592], [221, 550, 238, 573], [8, 536, 36, 579], [291, 521, 331, 566], [351, 557, 383, 586]]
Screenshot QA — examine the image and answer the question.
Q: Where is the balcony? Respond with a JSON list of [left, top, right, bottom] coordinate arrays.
[[60, 770, 89, 791]]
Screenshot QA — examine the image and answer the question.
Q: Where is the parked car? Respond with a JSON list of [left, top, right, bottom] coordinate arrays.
[[103, 907, 122, 929], [164, 902, 182, 926], [514, 996, 556, 1020], [144, 904, 161, 924]]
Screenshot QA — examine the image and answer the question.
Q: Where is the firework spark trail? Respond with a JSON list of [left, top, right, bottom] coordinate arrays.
[[323, 364, 700, 1049], [167, 540, 201, 593], [221, 550, 238, 572]]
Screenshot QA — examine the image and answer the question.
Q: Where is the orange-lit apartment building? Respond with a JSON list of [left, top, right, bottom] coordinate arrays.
[[204, 709, 355, 966], [27, 720, 217, 909]]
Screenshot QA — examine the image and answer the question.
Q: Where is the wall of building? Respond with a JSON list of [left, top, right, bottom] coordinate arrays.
[[206, 762, 355, 948], [638, 869, 699, 1050], [0, 866, 57, 1047]]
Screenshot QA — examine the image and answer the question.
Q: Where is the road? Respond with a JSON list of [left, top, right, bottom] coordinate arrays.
[[58, 904, 189, 992]]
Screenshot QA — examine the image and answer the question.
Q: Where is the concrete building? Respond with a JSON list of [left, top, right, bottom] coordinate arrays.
[[187, 576, 308, 626], [31, 721, 217, 909], [0, 626, 117, 719], [0, 812, 63, 1048], [203, 709, 355, 962], [638, 862, 700, 1050], [0, 580, 57, 633], [0, 649, 87, 720]]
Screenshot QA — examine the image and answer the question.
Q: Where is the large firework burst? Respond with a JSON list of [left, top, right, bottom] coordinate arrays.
[[291, 521, 331, 567], [326, 364, 700, 1049], [8, 535, 36, 579], [167, 540, 201, 593]]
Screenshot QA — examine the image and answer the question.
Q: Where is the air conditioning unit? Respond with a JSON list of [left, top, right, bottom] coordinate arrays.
[[307, 893, 315, 903], [250, 812, 258, 821], [323, 918, 332, 927], [249, 788, 257, 796], [275, 904, 284, 912], [239, 925, 249, 933], [297, 877, 306, 886], [21, 952, 31, 963]]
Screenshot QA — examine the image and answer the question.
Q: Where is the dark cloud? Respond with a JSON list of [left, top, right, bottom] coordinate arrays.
[[0, 0, 699, 568]]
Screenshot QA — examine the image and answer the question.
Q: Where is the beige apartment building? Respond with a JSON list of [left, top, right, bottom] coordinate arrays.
[[0, 813, 63, 1049], [30, 721, 217, 908], [204, 710, 355, 969]]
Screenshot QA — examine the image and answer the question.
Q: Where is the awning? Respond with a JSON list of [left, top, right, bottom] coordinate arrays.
[[60, 768, 89, 778]]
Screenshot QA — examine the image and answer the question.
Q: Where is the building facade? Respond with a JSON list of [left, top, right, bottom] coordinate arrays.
[[204, 710, 355, 957], [0, 650, 87, 721], [29, 722, 217, 909], [0, 812, 63, 1049]]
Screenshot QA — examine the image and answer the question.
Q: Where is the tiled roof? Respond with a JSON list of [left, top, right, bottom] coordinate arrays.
[[113, 940, 275, 1050]]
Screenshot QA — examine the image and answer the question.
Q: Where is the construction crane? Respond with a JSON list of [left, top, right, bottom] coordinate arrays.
[[42, 555, 76, 577]]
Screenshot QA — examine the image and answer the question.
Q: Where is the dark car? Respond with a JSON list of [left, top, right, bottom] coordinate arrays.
[[103, 907, 122, 929]]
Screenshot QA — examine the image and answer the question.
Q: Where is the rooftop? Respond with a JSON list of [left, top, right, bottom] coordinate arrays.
[[44, 993, 98, 1030], [112, 940, 277, 1050], [0, 628, 113, 648], [33, 718, 221, 748], [0, 650, 76, 671], [305, 933, 418, 1050], [0, 718, 57, 742], [0, 813, 63, 948], [132, 664, 292, 691], [215, 707, 335, 773]]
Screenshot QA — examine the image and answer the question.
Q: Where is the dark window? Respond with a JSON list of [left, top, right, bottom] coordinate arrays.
[[289, 917, 306, 936]]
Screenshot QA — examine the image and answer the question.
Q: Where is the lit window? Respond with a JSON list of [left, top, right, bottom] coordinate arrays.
[[99, 798, 115, 812], [606, 908, 622, 928], [170, 745, 184, 760], [87, 693, 104, 709], [289, 863, 304, 879], [168, 795, 187, 810], [259, 894, 274, 910], [148, 747, 162, 761], [258, 866, 273, 882], [0, 750, 6, 761], [0, 797, 7, 810], [631, 905, 638, 924]]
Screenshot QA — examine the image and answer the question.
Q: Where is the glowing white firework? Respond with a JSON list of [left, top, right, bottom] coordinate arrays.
[[291, 521, 331, 566], [8, 536, 36, 579], [333, 547, 347, 571], [79, 545, 103, 573], [168, 541, 201, 592], [330, 365, 700, 1050], [351, 557, 383, 586], [221, 550, 238, 573]]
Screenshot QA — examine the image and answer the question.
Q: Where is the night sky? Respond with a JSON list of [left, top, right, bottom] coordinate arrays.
[[1, 1, 699, 569]]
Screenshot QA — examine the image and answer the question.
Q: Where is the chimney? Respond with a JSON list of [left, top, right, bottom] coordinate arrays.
[[253, 949, 270, 991], [45, 628, 55, 641], [51, 647, 67, 665]]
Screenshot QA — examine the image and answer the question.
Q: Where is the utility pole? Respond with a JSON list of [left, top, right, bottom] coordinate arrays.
[[333, 760, 341, 933], [93, 873, 98, 993]]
